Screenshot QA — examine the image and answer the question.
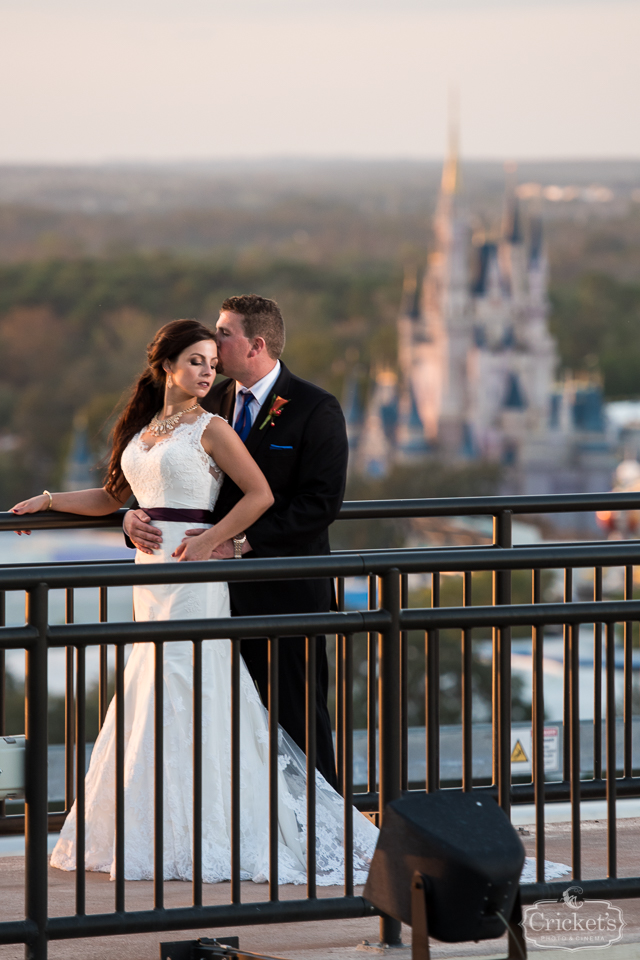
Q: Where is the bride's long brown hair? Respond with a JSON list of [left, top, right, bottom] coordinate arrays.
[[105, 319, 216, 498]]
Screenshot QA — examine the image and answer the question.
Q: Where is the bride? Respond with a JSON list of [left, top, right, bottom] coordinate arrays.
[[11, 318, 379, 884]]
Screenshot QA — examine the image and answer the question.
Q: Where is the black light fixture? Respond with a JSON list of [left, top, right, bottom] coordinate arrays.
[[363, 791, 527, 960]]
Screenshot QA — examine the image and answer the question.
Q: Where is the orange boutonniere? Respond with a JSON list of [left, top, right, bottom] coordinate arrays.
[[259, 394, 290, 430]]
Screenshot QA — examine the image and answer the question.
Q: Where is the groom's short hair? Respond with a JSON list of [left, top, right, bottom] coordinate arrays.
[[221, 294, 285, 360]]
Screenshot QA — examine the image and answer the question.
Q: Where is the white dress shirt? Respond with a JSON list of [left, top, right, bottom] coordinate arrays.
[[233, 360, 282, 434]]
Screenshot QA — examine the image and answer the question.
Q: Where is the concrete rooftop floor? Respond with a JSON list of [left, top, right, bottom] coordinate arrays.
[[1, 819, 640, 960]]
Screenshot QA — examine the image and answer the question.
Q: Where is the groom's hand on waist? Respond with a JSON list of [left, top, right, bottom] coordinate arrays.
[[123, 509, 163, 555], [182, 529, 252, 559]]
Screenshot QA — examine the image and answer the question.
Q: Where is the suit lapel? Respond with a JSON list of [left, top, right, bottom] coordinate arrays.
[[245, 363, 292, 456], [220, 381, 235, 422], [203, 377, 235, 421]]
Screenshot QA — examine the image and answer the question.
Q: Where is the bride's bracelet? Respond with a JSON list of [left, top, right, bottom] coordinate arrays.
[[42, 490, 53, 511]]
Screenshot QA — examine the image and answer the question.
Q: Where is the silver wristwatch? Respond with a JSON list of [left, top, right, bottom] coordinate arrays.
[[232, 533, 247, 558]]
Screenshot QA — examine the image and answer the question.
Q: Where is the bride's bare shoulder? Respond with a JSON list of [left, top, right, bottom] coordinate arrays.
[[202, 412, 232, 434], [200, 412, 234, 448]]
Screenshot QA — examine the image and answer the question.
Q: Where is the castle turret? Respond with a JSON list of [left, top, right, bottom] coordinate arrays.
[[415, 109, 471, 454]]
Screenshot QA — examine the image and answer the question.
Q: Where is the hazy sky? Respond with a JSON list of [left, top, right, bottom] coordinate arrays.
[[1, 0, 637, 162]]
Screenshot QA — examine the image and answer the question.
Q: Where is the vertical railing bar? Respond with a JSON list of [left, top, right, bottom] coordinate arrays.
[[343, 632, 354, 898], [75, 644, 86, 916], [532, 569, 545, 882], [563, 568, 573, 784], [230, 637, 240, 906], [154, 639, 164, 909], [193, 639, 203, 908], [493, 511, 512, 816], [425, 572, 440, 793], [0, 589, 6, 820], [593, 568, 603, 781], [336, 578, 345, 796], [25, 584, 49, 960], [606, 621, 617, 878], [114, 641, 125, 913], [570, 622, 581, 880], [400, 573, 409, 793], [367, 575, 377, 795], [624, 566, 633, 778], [65, 589, 75, 814], [99, 587, 108, 731], [378, 569, 402, 948], [269, 636, 279, 901], [306, 635, 317, 900], [462, 570, 473, 793]]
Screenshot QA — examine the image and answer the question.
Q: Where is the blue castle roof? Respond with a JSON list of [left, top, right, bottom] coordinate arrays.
[[503, 372, 527, 410]]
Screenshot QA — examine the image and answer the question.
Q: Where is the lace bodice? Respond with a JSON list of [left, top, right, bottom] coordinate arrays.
[[121, 412, 224, 511]]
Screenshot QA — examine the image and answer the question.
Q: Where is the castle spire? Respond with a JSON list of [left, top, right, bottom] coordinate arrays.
[[502, 161, 523, 244], [441, 90, 460, 196]]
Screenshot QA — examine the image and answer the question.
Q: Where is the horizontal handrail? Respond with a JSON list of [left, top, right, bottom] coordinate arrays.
[[353, 776, 640, 812], [3, 489, 640, 533], [1, 541, 640, 591], [0, 510, 127, 532], [401, 599, 640, 630], [339, 491, 640, 517], [45, 897, 377, 941], [521, 877, 640, 904], [5, 597, 640, 652], [45, 610, 390, 647]]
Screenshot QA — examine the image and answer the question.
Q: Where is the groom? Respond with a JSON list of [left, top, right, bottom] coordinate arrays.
[[124, 295, 347, 790]]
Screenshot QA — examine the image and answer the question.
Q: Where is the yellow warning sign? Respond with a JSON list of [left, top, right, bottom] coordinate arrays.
[[511, 739, 529, 763]]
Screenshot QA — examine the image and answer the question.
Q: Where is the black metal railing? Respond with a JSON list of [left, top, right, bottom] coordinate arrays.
[[1, 492, 640, 958]]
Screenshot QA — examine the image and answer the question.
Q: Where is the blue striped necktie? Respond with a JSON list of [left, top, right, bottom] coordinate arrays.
[[234, 389, 255, 442]]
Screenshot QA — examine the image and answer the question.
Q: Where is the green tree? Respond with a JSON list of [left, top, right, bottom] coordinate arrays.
[[550, 272, 640, 399]]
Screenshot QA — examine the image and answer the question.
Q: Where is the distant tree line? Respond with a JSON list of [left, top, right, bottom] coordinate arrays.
[[550, 272, 640, 399], [1, 253, 639, 510], [0, 254, 399, 506]]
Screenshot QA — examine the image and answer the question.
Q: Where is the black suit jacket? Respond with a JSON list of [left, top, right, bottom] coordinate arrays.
[[202, 362, 348, 617]]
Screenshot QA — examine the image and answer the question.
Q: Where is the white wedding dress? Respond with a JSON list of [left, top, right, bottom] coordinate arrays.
[[51, 412, 379, 884]]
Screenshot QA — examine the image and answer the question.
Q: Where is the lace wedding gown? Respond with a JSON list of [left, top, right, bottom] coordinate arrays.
[[50, 412, 379, 883]]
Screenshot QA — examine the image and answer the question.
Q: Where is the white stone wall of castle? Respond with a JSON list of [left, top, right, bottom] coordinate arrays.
[[410, 340, 446, 441]]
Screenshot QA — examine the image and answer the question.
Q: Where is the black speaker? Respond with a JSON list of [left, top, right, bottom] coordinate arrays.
[[363, 791, 525, 943]]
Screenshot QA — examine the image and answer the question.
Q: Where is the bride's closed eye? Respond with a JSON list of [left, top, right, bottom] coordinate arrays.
[[190, 359, 217, 368]]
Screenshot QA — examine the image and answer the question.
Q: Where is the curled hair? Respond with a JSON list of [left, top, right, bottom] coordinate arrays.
[[105, 319, 215, 498], [221, 294, 285, 359]]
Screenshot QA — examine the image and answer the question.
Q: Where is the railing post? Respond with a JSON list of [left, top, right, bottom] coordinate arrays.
[[98, 587, 108, 730], [378, 568, 402, 948], [0, 588, 5, 820], [570, 622, 581, 879], [493, 511, 512, 816], [400, 574, 409, 793], [336, 577, 345, 796], [367, 576, 377, 797], [425, 573, 440, 793], [563, 569, 573, 783], [461, 571, 473, 792], [593, 568, 603, 780], [25, 583, 49, 960], [64, 590, 75, 815], [606, 621, 617, 878], [624, 567, 633, 778], [532, 569, 545, 881]]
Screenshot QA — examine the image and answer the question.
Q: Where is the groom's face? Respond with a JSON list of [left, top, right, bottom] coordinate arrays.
[[215, 310, 252, 381]]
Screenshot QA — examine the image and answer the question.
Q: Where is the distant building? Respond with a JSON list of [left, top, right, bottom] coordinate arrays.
[[348, 133, 616, 496]]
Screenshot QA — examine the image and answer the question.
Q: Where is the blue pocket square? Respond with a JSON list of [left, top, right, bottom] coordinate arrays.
[[270, 444, 293, 450]]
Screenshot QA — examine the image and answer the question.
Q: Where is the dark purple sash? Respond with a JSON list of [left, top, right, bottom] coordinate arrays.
[[145, 507, 215, 525]]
